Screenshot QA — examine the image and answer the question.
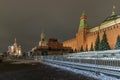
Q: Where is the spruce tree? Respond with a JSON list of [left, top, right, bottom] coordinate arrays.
[[99, 31, 111, 50], [114, 35, 120, 49], [80, 45, 84, 52], [94, 32, 100, 51], [90, 43, 94, 51]]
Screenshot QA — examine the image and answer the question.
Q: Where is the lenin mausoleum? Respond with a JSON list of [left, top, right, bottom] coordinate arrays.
[[32, 32, 72, 55], [63, 6, 120, 51]]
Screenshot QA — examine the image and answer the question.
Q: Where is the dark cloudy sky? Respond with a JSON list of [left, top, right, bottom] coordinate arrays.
[[0, 0, 120, 52]]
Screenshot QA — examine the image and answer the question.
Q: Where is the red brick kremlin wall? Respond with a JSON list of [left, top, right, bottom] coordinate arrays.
[[87, 23, 120, 51], [63, 20, 120, 51]]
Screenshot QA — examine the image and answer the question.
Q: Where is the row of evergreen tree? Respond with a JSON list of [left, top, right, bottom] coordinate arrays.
[[80, 31, 120, 52]]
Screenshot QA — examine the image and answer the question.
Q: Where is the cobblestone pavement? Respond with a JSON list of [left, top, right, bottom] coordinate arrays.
[[0, 60, 97, 80]]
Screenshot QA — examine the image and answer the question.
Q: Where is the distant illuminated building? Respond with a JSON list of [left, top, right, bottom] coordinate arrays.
[[32, 32, 47, 52], [32, 32, 73, 55], [8, 38, 22, 56]]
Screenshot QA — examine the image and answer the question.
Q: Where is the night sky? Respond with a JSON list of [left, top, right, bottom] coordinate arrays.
[[0, 0, 120, 52]]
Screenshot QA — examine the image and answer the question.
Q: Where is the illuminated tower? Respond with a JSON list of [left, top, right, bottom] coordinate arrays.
[[76, 11, 90, 51], [13, 38, 18, 53], [39, 32, 47, 46], [14, 38, 17, 48], [18, 45, 22, 56], [78, 11, 88, 32]]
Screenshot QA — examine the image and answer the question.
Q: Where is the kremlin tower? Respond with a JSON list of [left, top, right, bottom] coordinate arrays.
[[76, 11, 90, 50]]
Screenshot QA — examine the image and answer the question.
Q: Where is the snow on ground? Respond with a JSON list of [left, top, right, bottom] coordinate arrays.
[[43, 60, 120, 80], [40, 49, 120, 80], [66, 49, 120, 60], [46, 59, 120, 71]]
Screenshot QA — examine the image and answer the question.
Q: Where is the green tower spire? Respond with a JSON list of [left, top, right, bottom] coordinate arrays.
[[78, 11, 88, 32]]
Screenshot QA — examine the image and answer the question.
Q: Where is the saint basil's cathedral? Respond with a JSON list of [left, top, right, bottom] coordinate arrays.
[[8, 38, 22, 56]]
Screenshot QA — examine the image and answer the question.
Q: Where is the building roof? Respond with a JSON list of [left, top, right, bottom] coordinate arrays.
[[103, 14, 120, 23], [103, 5, 120, 23], [90, 5, 120, 32]]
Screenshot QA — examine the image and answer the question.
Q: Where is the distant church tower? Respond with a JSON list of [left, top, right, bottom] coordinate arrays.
[[76, 11, 90, 51], [39, 32, 47, 46]]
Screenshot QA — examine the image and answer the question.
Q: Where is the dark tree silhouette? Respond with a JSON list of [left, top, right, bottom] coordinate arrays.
[[90, 43, 94, 51], [94, 32, 100, 51], [99, 31, 111, 50], [85, 44, 88, 51], [80, 45, 84, 52], [114, 35, 120, 49]]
